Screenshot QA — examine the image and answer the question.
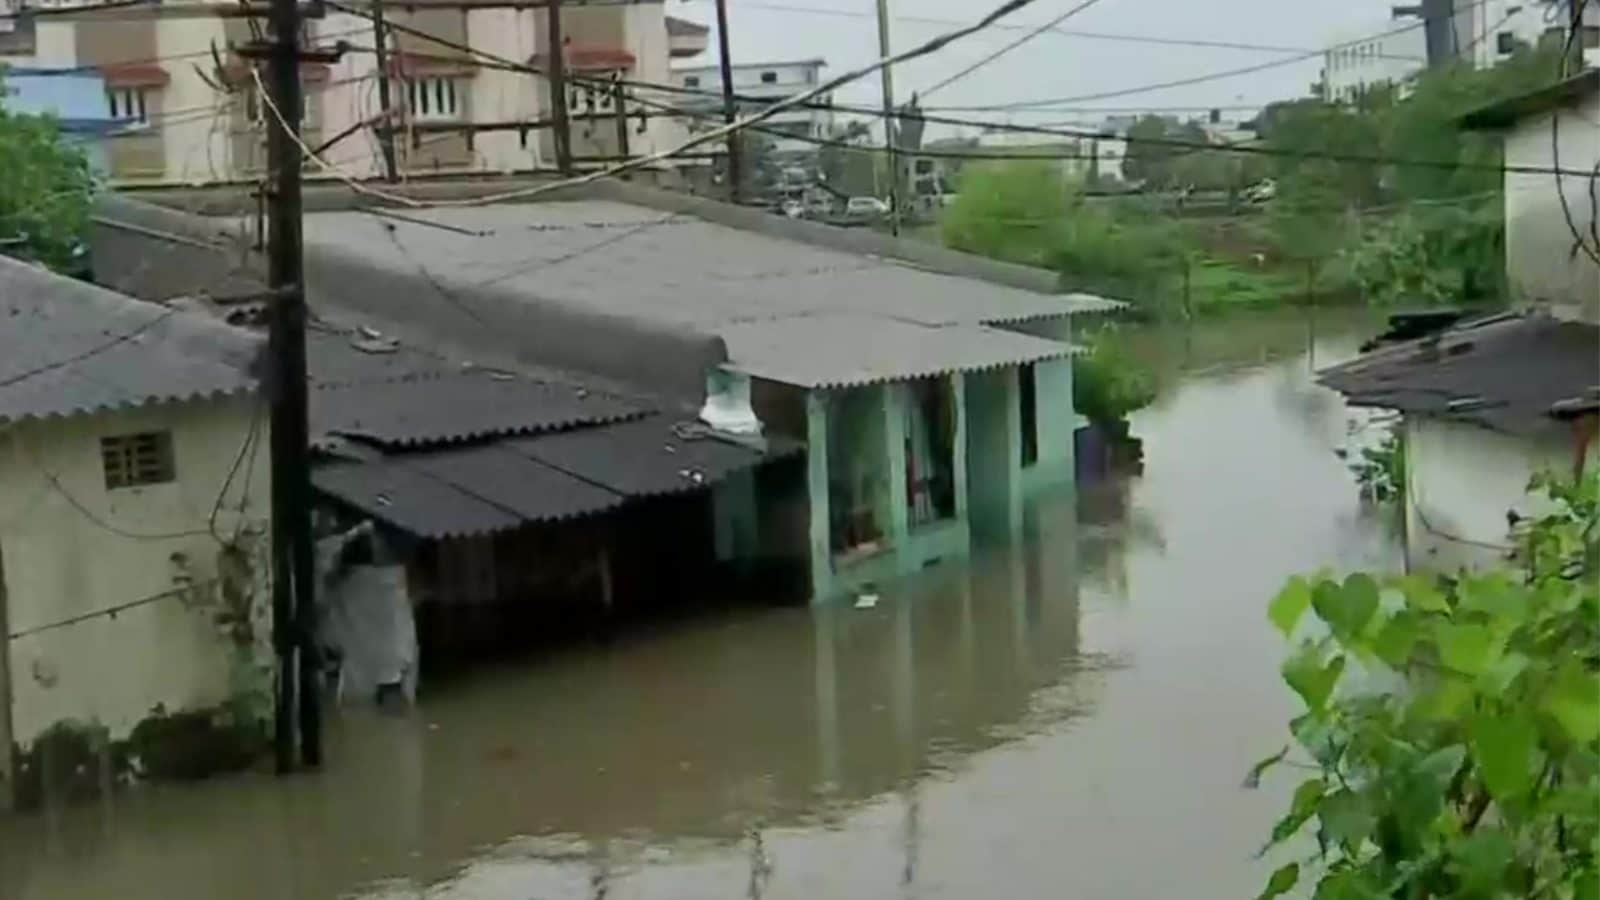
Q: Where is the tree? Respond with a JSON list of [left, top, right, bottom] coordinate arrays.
[[940, 160, 1072, 267], [1251, 473, 1600, 899], [1120, 115, 1208, 188], [0, 74, 94, 272]]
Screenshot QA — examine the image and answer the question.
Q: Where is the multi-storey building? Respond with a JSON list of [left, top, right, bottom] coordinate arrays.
[[0, 0, 703, 183]]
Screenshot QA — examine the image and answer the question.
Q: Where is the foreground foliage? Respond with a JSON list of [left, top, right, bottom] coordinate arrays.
[[1253, 474, 1600, 899]]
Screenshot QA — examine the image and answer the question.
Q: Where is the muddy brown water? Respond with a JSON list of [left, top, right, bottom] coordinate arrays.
[[0, 310, 1400, 899]]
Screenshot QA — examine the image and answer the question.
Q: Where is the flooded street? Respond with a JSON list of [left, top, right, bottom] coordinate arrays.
[[0, 311, 1401, 900]]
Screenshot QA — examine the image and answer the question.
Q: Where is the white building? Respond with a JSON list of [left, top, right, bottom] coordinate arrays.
[[0, 255, 270, 807], [1321, 70, 1600, 572], [671, 58, 832, 156], [1324, 1, 1599, 103], [1322, 20, 1429, 103], [0, 0, 691, 184]]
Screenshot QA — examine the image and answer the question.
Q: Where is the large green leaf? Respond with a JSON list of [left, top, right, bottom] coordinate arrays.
[[1436, 623, 1504, 676], [1317, 788, 1375, 849], [1471, 713, 1538, 802], [1541, 661, 1600, 744], [1268, 778, 1325, 846], [1447, 827, 1513, 899], [1457, 572, 1528, 625], [1372, 612, 1419, 668], [1410, 674, 1474, 723], [1313, 575, 1380, 639], [1393, 573, 1449, 613], [1257, 863, 1299, 900], [1284, 650, 1345, 712], [1270, 577, 1313, 637]]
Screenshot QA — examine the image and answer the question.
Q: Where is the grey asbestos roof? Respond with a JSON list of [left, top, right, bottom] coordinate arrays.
[[717, 314, 1077, 389], [311, 371, 645, 448], [302, 201, 1109, 389], [1319, 313, 1600, 436], [0, 255, 259, 425], [314, 415, 796, 539]]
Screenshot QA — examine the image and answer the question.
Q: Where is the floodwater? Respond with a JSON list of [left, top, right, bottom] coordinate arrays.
[[0, 309, 1400, 900]]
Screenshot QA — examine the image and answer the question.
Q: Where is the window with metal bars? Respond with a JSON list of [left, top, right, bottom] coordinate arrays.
[[101, 431, 176, 489], [407, 76, 460, 122]]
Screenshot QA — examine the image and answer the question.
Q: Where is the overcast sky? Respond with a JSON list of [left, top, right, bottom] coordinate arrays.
[[672, 0, 1407, 126]]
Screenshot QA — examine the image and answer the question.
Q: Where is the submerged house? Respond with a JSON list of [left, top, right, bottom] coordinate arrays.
[[293, 185, 1118, 601], [1321, 70, 1600, 571], [0, 256, 268, 808]]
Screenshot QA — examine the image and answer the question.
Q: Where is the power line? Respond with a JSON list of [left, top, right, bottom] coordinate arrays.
[[921, 0, 1110, 97], [916, 0, 1501, 111], [300, 0, 1051, 208], [686, 0, 1428, 62]]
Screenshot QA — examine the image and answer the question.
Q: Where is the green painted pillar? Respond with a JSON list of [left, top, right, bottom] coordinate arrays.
[[806, 390, 834, 603], [1030, 356, 1077, 491], [950, 373, 968, 520], [965, 367, 1023, 543], [712, 469, 759, 563], [881, 383, 911, 571]]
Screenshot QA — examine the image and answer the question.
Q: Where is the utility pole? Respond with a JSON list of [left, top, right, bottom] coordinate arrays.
[[712, 0, 741, 202], [265, 0, 320, 771], [1568, 0, 1585, 77], [875, 0, 900, 236], [547, 0, 573, 174], [370, 0, 400, 181]]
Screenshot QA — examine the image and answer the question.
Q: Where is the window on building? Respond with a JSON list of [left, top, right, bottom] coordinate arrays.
[[684, 75, 700, 87], [759, 70, 778, 84], [106, 86, 150, 126], [101, 431, 176, 489], [1497, 31, 1517, 54], [1019, 363, 1038, 468], [407, 76, 460, 122], [1584, 25, 1600, 49]]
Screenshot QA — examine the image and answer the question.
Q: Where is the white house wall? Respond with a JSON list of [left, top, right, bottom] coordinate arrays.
[[0, 398, 271, 748], [318, 11, 386, 179], [1402, 416, 1581, 572], [1502, 94, 1600, 324], [153, 16, 232, 185], [466, 8, 544, 173]]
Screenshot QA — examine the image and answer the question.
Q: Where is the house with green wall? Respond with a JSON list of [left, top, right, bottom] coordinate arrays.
[[93, 183, 1118, 604]]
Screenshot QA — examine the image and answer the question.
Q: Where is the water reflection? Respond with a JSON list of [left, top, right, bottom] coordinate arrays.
[[0, 309, 1402, 900]]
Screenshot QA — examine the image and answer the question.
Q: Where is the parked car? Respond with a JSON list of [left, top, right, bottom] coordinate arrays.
[[781, 199, 806, 219], [845, 196, 890, 219], [1244, 178, 1277, 204]]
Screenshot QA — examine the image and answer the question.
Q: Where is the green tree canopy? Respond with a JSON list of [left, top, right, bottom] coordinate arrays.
[[0, 73, 95, 272]]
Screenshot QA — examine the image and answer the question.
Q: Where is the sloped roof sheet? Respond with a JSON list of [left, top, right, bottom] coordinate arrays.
[[717, 314, 1079, 389], [0, 255, 259, 425], [313, 415, 796, 538], [1319, 313, 1600, 436], [311, 371, 645, 448]]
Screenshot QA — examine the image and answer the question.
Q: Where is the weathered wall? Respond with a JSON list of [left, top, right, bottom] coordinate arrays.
[[0, 398, 271, 750], [1003, 316, 1078, 492], [1403, 416, 1584, 572], [1503, 93, 1600, 324]]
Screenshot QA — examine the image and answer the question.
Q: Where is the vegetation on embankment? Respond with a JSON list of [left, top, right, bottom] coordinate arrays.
[[938, 45, 1566, 320]]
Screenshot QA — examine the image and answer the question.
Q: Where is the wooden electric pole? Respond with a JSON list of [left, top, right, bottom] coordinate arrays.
[[265, 0, 320, 772], [713, 0, 741, 201], [370, 0, 400, 181], [547, 0, 573, 174], [875, 0, 900, 235]]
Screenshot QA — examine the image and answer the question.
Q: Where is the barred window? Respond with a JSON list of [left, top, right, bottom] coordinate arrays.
[[101, 431, 176, 489]]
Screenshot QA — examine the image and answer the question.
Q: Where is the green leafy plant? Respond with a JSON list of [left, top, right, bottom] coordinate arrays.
[[1072, 329, 1156, 429], [0, 73, 95, 272], [1252, 473, 1599, 899], [1350, 427, 1407, 504]]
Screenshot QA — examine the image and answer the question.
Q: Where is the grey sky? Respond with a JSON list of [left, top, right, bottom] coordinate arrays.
[[673, 0, 1405, 124]]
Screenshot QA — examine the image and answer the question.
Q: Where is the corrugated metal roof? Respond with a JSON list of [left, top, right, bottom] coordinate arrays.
[[301, 201, 1107, 389], [0, 256, 259, 425], [313, 415, 793, 538], [1319, 314, 1600, 436], [311, 371, 645, 448], [511, 413, 802, 498], [717, 314, 1079, 389]]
